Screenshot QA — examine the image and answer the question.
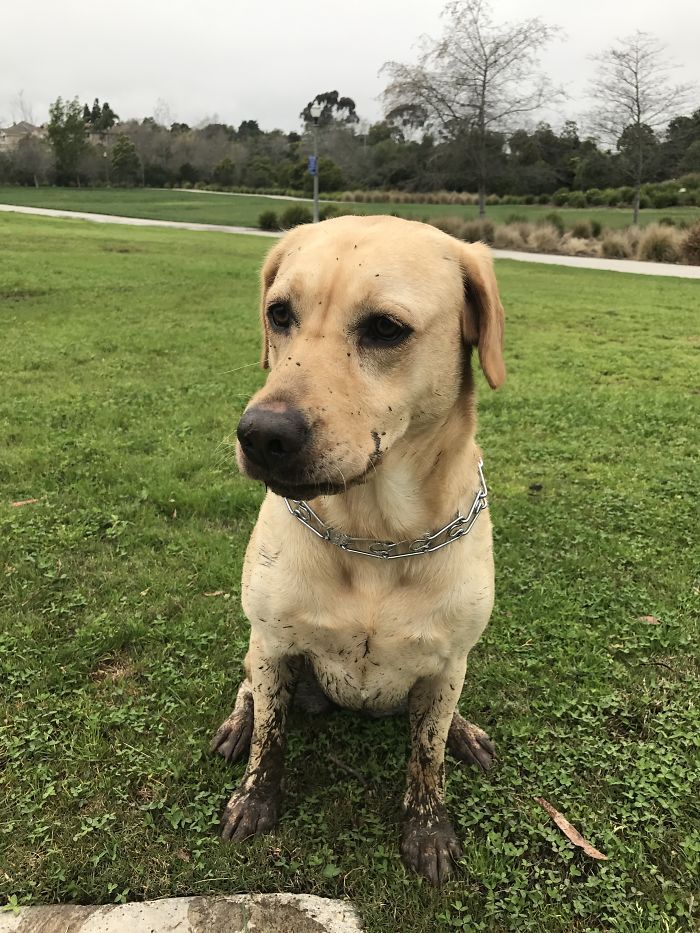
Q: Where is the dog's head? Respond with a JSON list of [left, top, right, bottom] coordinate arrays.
[[236, 215, 505, 499]]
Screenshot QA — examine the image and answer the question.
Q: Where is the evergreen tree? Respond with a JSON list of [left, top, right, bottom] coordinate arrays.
[[111, 134, 141, 185], [47, 97, 88, 184]]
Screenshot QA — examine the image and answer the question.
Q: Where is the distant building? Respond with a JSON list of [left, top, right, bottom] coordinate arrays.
[[0, 122, 46, 151]]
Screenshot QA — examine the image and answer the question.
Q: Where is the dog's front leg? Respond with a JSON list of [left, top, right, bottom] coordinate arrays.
[[401, 660, 467, 885], [220, 644, 297, 842]]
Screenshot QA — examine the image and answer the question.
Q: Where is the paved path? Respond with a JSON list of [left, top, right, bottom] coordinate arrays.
[[2, 203, 698, 279], [0, 203, 280, 237], [0, 894, 362, 933]]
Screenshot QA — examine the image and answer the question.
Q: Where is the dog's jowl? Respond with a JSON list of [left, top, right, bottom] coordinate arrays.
[[211, 215, 505, 885]]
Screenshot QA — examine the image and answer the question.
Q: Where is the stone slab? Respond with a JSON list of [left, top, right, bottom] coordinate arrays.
[[0, 894, 362, 933]]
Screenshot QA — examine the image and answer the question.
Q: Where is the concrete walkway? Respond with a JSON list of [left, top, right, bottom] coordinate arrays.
[[2, 203, 699, 279], [0, 894, 362, 932], [0, 203, 280, 238]]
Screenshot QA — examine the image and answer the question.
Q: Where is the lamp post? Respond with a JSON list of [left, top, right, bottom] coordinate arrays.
[[309, 102, 322, 222]]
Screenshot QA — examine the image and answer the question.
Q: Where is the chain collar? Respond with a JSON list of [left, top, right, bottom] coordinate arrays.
[[284, 459, 488, 560]]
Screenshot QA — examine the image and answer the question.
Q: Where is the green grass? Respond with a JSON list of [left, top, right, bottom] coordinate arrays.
[[1, 213, 698, 932], [1, 185, 699, 230]]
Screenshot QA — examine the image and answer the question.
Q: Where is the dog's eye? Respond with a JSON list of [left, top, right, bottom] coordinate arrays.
[[361, 314, 411, 347], [268, 302, 293, 330]]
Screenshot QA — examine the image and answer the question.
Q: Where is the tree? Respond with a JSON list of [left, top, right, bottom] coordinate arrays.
[[99, 102, 119, 132], [12, 136, 53, 186], [588, 31, 692, 224], [111, 134, 141, 185], [382, 0, 561, 215], [90, 98, 102, 127], [47, 97, 88, 184], [300, 91, 359, 127]]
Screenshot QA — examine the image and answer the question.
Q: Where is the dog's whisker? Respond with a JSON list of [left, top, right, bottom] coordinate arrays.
[[217, 361, 260, 376]]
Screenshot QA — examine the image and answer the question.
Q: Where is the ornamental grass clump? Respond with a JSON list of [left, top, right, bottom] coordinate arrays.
[[636, 224, 682, 263]]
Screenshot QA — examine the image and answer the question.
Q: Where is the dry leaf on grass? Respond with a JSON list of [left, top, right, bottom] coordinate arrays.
[[638, 615, 660, 624], [535, 797, 608, 860], [204, 590, 225, 597], [11, 498, 39, 508]]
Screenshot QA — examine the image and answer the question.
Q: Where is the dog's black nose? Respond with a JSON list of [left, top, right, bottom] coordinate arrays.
[[237, 406, 309, 471]]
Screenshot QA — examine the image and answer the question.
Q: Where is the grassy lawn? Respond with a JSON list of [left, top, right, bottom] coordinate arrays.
[[1, 185, 699, 230], [1, 213, 698, 931]]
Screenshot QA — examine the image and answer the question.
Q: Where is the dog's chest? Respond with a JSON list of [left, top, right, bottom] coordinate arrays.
[[306, 610, 451, 711], [247, 565, 456, 712]]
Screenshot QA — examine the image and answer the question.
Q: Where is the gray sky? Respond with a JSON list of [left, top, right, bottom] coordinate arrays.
[[2, 0, 698, 132]]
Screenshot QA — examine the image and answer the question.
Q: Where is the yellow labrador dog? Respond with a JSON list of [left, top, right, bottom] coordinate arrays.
[[211, 214, 505, 885]]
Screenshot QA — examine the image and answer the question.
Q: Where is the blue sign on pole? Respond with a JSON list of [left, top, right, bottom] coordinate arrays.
[[307, 155, 317, 176]]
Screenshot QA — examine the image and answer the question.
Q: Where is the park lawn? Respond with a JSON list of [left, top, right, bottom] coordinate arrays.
[[1, 184, 699, 230], [0, 213, 698, 932]]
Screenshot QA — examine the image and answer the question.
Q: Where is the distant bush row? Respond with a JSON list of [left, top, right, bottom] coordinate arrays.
[[258, 206, 700, 265], [202, 172, 700, 209]]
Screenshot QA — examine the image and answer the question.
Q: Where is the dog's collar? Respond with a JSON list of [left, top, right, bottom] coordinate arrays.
[[284, 459, 488, 560]]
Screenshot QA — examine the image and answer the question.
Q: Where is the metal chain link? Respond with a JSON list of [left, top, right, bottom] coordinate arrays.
[[284, 460, 488, 560]]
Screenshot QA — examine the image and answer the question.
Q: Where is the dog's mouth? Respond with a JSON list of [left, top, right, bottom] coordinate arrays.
[[240, 453, 380, 501]]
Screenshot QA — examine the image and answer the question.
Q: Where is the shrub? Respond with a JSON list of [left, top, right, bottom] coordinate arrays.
[[601, 231, 633, 259], [651, 190, 678, 209], [602, 188, 620, 206], [493, 225, 526, 249], [639, 194, 652, 209], [461, 219, 495, 244], [680, 222, 700, 264], [560, 235, 595, 257], [636, 224, 682, 262], [428, 216, 466, 238], [523, 194, 536, 204], [571, 219, 593, 239], [543, 212, 565, 235], [658, 216, 676, 226], [319, 204, 342, 221], [258, 210, 280, 231], [566, 191, 586, 208], [486, 194, 501, 205], [552, 188, 570, 206], [280, 204, 313, 228], [590, 220, 603, 238], [618, 186, 635, 205], [585, 188, 606, 206], [678, 190, 699, 206], [528, 224, 561, 253], [537, 193, 550, 204]]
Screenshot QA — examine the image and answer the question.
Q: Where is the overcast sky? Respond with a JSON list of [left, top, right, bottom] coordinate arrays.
[[2, 0, 698, 133]]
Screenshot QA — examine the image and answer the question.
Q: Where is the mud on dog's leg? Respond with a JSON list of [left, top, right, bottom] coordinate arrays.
[[220, 646, 298, 842], [401, 659, 467, 886], [211, 678, 254, 764]]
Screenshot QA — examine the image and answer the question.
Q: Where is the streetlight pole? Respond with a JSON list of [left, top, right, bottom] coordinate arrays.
[[310, 102, 322, 222]]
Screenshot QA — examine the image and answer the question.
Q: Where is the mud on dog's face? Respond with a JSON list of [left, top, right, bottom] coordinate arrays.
[[236, 216, 505, 499]]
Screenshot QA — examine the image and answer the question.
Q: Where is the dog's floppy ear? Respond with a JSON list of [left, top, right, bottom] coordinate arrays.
[[458, 241, 506, 390], [259, 242, 285, 369]]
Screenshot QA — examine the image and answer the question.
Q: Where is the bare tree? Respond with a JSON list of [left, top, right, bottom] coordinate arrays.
[[382, 0, 562, 215], [11, 89, 35, 125], [588, 31, 692, 224]]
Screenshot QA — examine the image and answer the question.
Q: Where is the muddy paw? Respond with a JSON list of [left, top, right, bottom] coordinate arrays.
[[401, 816, 462, 886], [447, 713, 496, 773], [220, 785, 280, 842], [210, 693, 253, 764]]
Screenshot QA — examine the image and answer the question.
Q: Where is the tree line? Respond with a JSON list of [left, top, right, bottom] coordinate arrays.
[[1, 1, 697, 220]]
